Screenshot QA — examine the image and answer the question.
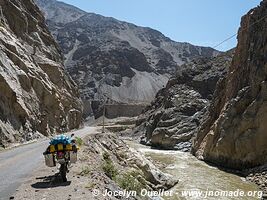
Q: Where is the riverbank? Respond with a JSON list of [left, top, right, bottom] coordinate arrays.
[[14, 127, 178, 200], [115, 117, 267, 199], [244, 164, 267, 198], [129, 142, 262, 200]]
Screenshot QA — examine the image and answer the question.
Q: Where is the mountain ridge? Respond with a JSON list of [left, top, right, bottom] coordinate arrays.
[[36, 0, 220, 118]]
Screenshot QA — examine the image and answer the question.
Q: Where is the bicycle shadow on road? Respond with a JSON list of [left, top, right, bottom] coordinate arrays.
[[31, 173, 71, 189]]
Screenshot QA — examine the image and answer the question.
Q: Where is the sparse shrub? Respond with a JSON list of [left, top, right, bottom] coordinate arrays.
[[102, 152, 118, 179], [85, 182, 97, 189], [79, 166, 91, 176], [103, 151, 110, 161], [102, 152, 144, 195], [102, 160, 118, 179], [115, 170, 144, 194], [75, 136, 83, 146]]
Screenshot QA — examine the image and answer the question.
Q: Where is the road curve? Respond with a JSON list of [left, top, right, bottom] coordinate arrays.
[[0, 126, 97, 200]]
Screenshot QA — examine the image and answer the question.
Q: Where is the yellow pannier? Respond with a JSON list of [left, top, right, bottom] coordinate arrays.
[[49, 145, 55, 153], [57, 143, 64, 151], [66, 144, 72, 151]]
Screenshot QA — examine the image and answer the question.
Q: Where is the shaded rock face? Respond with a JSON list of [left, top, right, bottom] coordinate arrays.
[[35, 0, 219, 118], [0, 0, 83, 147], [192, 0, 267, 170], [134, 52, 233, 151]]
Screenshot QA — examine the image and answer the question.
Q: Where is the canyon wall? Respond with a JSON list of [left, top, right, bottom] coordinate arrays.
[[134, 51, 233, 151], [193, 0, 267, 169], [0, 0, 83, 147]]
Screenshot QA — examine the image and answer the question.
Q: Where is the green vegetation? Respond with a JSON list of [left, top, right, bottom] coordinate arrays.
[[102, 152, 144, 194], [75, 136, 83, 146], [85, 182, 97, 189], [79, 166, 91, 176], [115, 170, 144, 194], [103, 151, 110, 160], [102, 152, 118, 179]]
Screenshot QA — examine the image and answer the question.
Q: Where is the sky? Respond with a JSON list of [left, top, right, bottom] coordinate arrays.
[[60, 0, 262, 51]]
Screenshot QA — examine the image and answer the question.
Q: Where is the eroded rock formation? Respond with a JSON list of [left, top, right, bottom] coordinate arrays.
[[0, 0, 82, 147], [134, 51, 233, 151], [192, 0, 267, 169]]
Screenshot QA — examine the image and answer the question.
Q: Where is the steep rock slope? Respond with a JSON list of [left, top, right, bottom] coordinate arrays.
[[0, 0, 82, 147], [134, 51, 233, 151], [192, 0, 267, 169], [36, 0, 219, 118]]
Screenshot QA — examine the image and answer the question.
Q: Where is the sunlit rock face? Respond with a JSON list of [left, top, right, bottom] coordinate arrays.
[[0, 0, 83, 147], [193, 0, 267, 169]]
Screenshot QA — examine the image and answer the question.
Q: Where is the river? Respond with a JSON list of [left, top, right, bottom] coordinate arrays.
[[129, 142, 262, 200]]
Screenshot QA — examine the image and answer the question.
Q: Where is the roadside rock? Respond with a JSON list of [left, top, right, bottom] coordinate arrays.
[[0, 0, 83, 147], [85, 133, 178, 192]]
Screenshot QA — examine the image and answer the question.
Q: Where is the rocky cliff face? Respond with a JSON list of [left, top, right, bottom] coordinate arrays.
[[134, 51, 233, 151], [0, 0, 83, 147], [35, 0, 219, 118], [192, 0, 267, 169]]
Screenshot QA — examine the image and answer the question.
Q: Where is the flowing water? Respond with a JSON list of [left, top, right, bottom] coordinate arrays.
[[128, 142, 262, 200]]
